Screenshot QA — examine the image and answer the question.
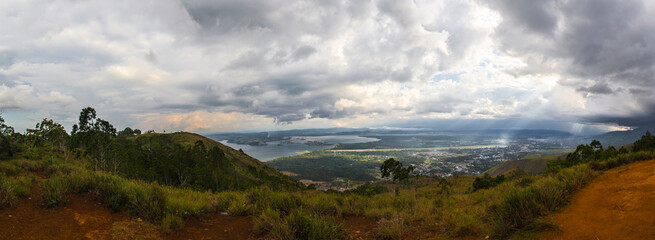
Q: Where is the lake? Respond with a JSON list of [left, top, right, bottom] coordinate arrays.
[[216, 135, 379, 161]]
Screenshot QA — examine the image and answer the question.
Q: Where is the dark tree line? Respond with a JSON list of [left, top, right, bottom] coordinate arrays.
[[472, 174, 506, 191]]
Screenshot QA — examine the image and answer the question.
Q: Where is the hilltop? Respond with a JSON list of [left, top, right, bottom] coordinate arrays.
[[483, 154, 564, 176], [133, 132, 301, 190]]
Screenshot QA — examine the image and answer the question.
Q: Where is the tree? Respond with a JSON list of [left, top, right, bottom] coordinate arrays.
[[71, 107, 117, 171], [33, 118, 69, 161], [472, 173, 506, 191], [118, 127, 142, 137], [632, 131, 655, 152], [380, 158, 415, 181], [0, 114, 14, 159]]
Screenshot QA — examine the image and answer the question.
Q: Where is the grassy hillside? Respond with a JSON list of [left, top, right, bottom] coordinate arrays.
[[123, 132, 303, 191], [4, 111, 655, 239], [151, 132, 291, 180], [484, 154, 564, 176]]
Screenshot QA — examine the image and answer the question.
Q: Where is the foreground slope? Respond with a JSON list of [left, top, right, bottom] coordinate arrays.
[[541, 159, 655, 239]]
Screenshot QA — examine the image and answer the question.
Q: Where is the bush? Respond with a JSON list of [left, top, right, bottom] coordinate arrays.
[[283, 208, 344, 240], [228, 194, 252, 216], [41, 175, 70, 207], [590, 152, 655, 171], [376, 215, 405, 240], [126, 184, 167, 223], [309, 196, 339, 216], [0, 175, 17, 208], [472, 174, 506, 191], [0, 162, 20, 176], [254, 207, 282, 235], [255, 208, 344, 240], [162, 213, 185, 232]]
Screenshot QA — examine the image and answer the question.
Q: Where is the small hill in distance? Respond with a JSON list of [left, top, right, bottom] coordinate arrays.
[[484, 153, 564, 176]]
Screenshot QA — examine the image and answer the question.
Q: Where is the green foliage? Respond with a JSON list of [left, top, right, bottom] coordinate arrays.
[[268, 153, 379, 181], [0, 174, 31, 208], [632, 131, 655, 152], [0, 114, 15, 159], [41, 175, 70, 208], [70, 107, 117, 171], [254, 207, 344, 240], [117, 127, 141, 137], [376, 215, 405, 240], [344, 182, 389, 196], [472, 174, 506, 191], [546, 139, 620, 172], [254, 207, 283, 235], [436, 177, 453, 195], [589, 151, 655, 171], [380, 158, 415, 181], [127, 185, 167, 222], [162, 213, 185, 232], [548, 133, 655, 173]]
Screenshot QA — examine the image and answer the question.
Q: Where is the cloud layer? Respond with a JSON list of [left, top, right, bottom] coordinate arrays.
[[1, 0, 653, 133]]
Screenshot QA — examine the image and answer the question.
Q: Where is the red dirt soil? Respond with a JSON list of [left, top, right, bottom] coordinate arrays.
[[540, 159, 655, 239], [0, 180, 378, 240], [0, 183, 129, 240]]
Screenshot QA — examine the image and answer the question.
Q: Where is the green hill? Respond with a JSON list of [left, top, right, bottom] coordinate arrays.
[[114, 132, 303, 191], [484, 154, 564, 176]]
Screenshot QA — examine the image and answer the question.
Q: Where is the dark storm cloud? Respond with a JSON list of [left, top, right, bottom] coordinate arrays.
[[485, 0, 558, 34], [182, 0, 274, 35], [576, 82, 614, 95], [482, 0, 655, 126]]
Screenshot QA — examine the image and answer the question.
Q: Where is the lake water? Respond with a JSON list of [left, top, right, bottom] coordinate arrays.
[[217, 135, 379, 161]]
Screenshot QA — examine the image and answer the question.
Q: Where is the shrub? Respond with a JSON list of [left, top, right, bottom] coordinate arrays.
[[308, 195, 339, 216], [228, 194, 252, 216], [41, 175, 70, 207], [472, 174, 506, 191], [443, 208, 483, 237], [255, 208, 344, 240], [254, 207, 282, 235], [0, 175, 17, 208], [283, 208, 344, 240], [162, 213, 185, 232], [126, 184, 167, 223], [376, 215, 405, 240], [0, 162, 20, 176]]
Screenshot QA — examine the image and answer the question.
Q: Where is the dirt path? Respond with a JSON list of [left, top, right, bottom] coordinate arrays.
[[168, 215, 255, 240], [541, 159, 655, 239], [0, 180, 131, 240]]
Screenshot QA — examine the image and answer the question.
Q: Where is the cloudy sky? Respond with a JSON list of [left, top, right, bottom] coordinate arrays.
[[1, 0, 654, 134]]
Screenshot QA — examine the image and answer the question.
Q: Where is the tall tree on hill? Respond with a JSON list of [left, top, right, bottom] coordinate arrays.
[[380, 158, 415, 181], [632, 131, 655, 152], [0, 114, 14, 159], [71, 107, 117, 171], [33, 118, 69, 161]]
